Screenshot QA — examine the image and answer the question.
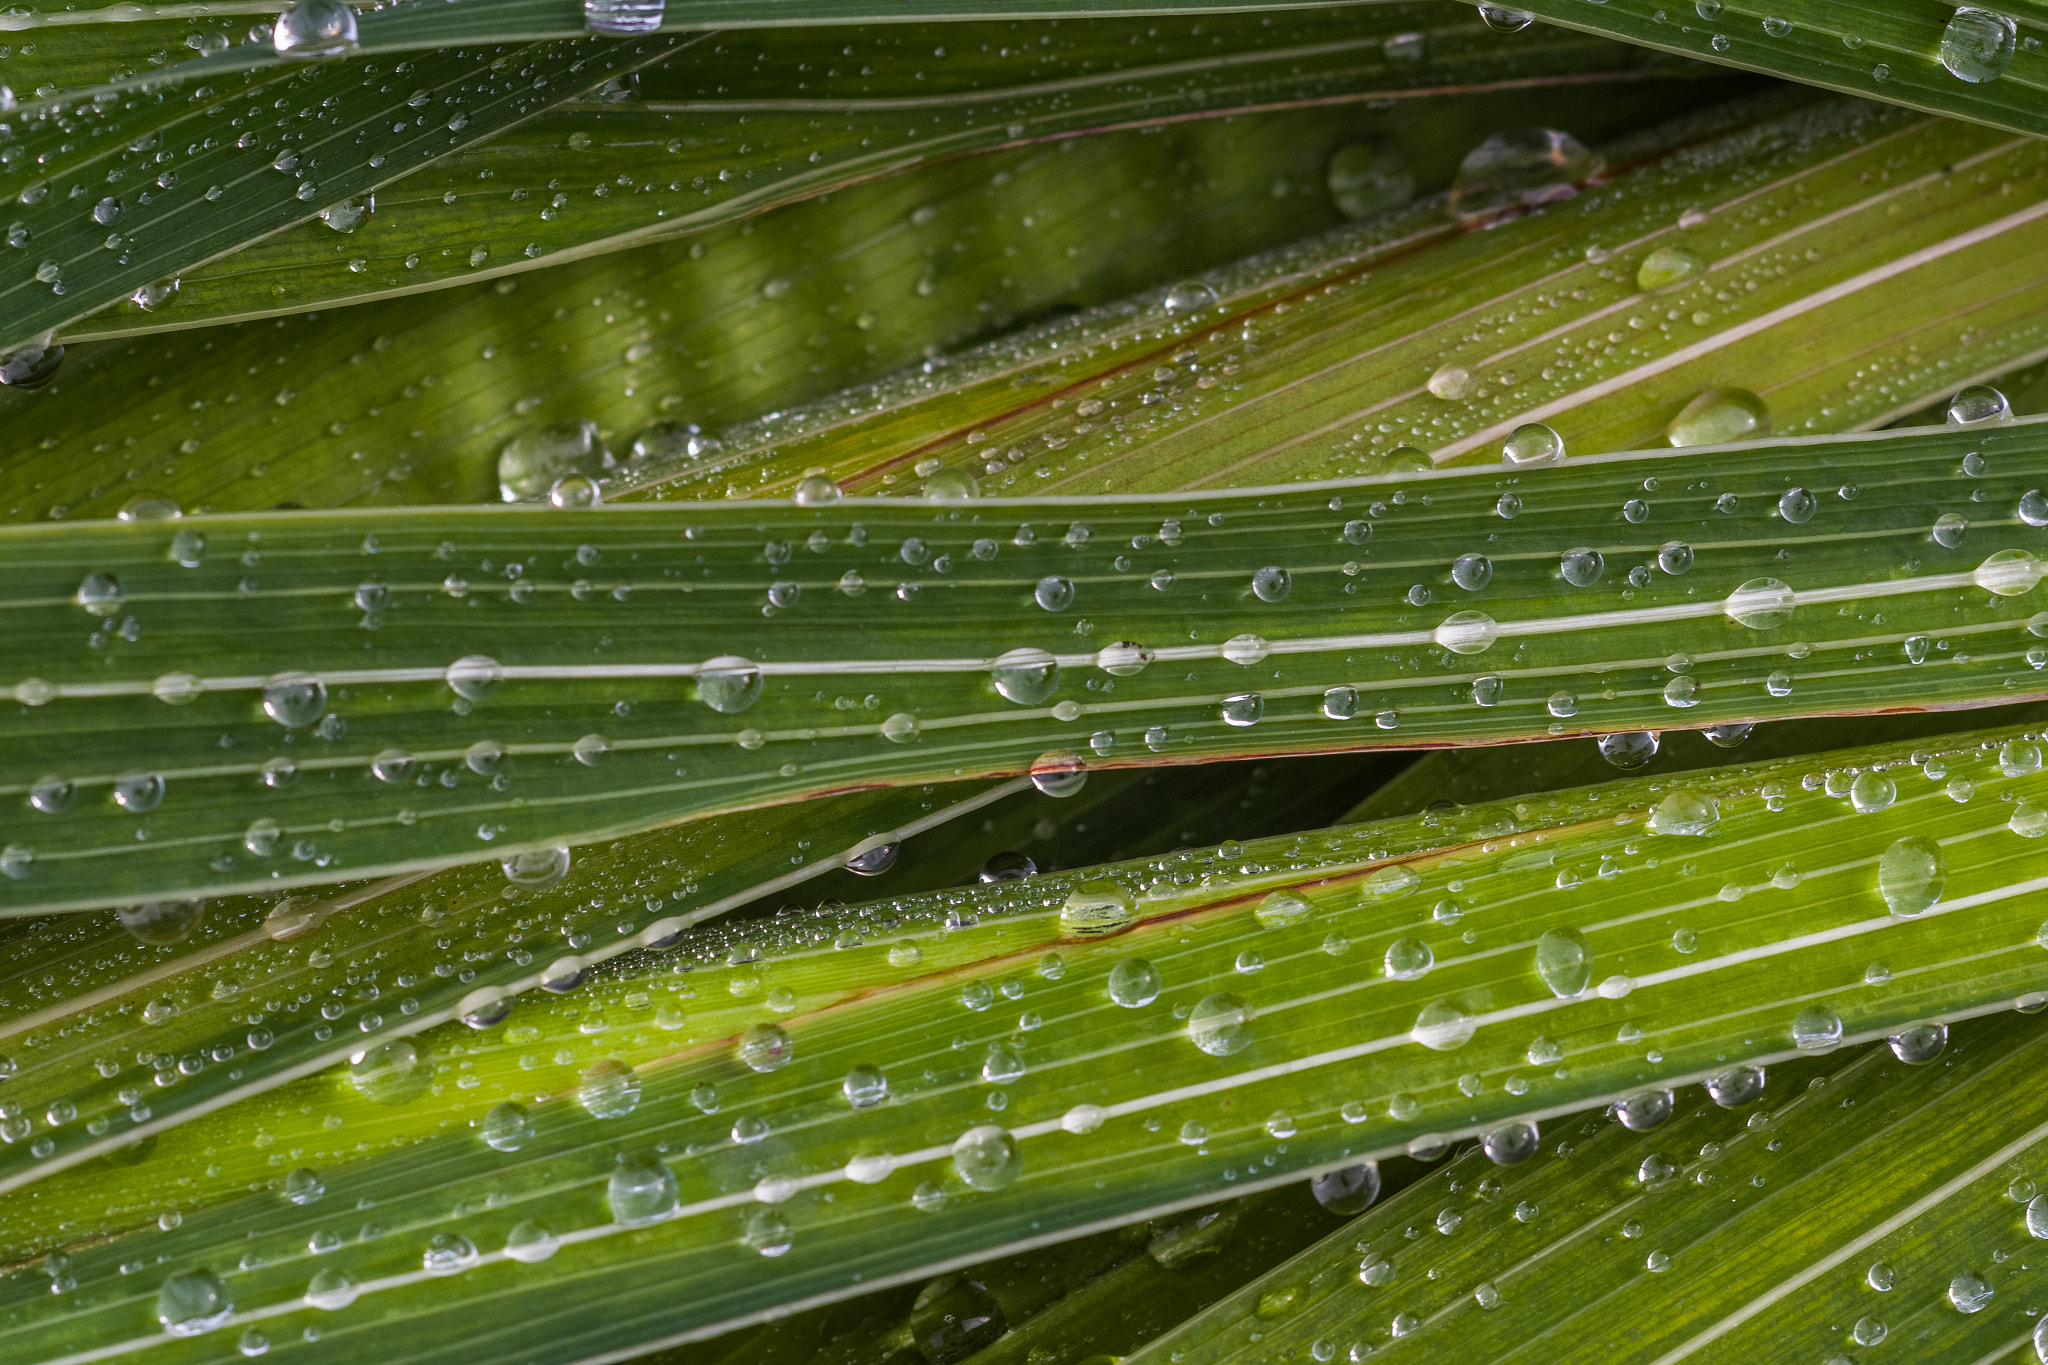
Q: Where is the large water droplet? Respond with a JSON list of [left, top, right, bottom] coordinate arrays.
[[1877, 836, 1945, 917], [444, 654, 502, 703], [1533, 928, 1591, 997], [1448, 129, 1600, 221], [739, 1022, 792, 1072], [608, 1153, 678, 1225], [273, 0, 359, 57], [1326, 143, 1415, 220], [579, 1059, 641, 1119], [1028, 751, 1087, 798], [1163, 280, 1221, 313], [991, 647, 1059, 705], [1665, 387, 1769, 446], [481, 1101, 532, 1151], [1950, 1272, 1994, 1313], [1558, 547, 1604, 587], [1312, 1162, 1381, 1213], [348, 1038, 430, 1105], [1597, 731, 1659, 770], [1637, 246, 1706, 292], [117, 900, 205, 945], [1251, 566, 1292, 602], [1220, 693, 1265, 727], [1483, 1120, 1540, 1164], [1107, 957, 1162, 1007], [1723, 577, 1795, 629], [0, 334, 64, 389], [1976, 549, 2044, 596], [497, 421, 609, 500], [1502, 422, 1564, 466], [1412, 999, 1476, 1051], [923, 468, 979, 503], [76, 570, 123, 616], [910, 1276, 1008, 1362], [1646, 789, 1718, 835], [1614, 1089, 1673, 1131], [505, 1220, 558, 1263], [695, 655, 763, 713], [157, 1268, 233, 1336], [1434, 610, 1498, 654], [1792, 1005, 1843, 1052], [1706, 1063, 1766, 1106], [845, 836, 901, 876], [1383, 938, 1433, 981], [261, 672, 327, 728], [1060, 881, 1135, 937], [1034, 576, 1075, 611], [1940, 8, 2016, 81], [304, 1268, 357, 1311], [502, 844, 570, 890], [1188, 993, 1256, 1055], [422, 1232, 479, 1276], [951, 1125, 1021, 1190], [1888, 1021, 1947, 1064]]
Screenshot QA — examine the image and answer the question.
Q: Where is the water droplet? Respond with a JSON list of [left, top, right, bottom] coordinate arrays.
[[1164, 280, 1221, 313], [1188, 993, 1256, 1055], [1384, 938, 1433, 981], [1637, 245, 1705, 292], [157, 1268, 233, 1336], [260, 672, 327, 729], [1614, 1089, 1674, 1130], [1723, 577, 1795, 629], [1502, 422, 1564, 466], [1412, 999, 1476, 1051], [480, 1101, 531, 1151], [1251, 566, 1292, 602], [76, 570, 124, 617], [989, 648, 1059, 705], [1062, 1103, 1106, 1135], [1533, 928, 1591, 997], [501, 844, 570, 891], [1559, 547, 1604, 586], [978, 851, 1036, 883], [1254, 891, 1312, 929], [1597, 731, 1659, 770], [1312, 1163, 1381, 1213], [1106, 957, 1163, 1008], [2011, 801, 2048, 837], [273, 0, 358, 57], [792, 472, 842, 505], [608, 1152, 678, 1225], [1665, 387, 1769, 446], [1483, 1120, 1540, 1164], [422, 1232, 478, 1276], [1792, 1005, 1843, 1052], [1950, 1272, 1994, 1313], [1449, 128, 1600, 221], [349, 1039, 430, 1105], [304, 1268, 358, 1311], [1876, 835, 1945, 917], [505, 1220, 558, 1263], [1427, 363, 1474, 401], [696, 655, 763, 713], [578, 1059, 641, 1119], [117, 900, 205, 946], [923, 468, 979, 503], [2018, 491, 2048, 527], [0, 335, 64, 389], [1976, 549, 2044, 596], [1034, 576, 1075, 611], [1221, 633, 1271, 666], [1220, 693, 1265, 727], [1888, 1021, 1947, 1064], [1327, 143, 1415, 220], [1707, 1063, 1766, 1106], [845, 836, 901, 876], [951, 1125, 1021, 1190], [1645, 789, 1717, 836], [739, 1022, 792, 1072], [1941, 7, 2016, 81], [1848, 772, 1896, 814], [1434, 610, 1498, 655]]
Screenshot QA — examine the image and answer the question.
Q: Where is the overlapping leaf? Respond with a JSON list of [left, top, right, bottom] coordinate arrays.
[[612, 93, 2048, 501], [7, 418, 2048, 915], [61, 10, 1691, 336], [9, 719, 2048, 1362], [1137, 1006, 2048, 1364]]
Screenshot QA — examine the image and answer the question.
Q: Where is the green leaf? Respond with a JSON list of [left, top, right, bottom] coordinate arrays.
[[609, 94, 2048, 501], [0, 778, 1016, 1225], [1131, 1008, 2048, 1364], [0, 33, 686, 353], [1494, 0, 2048, 141], [60, 11, 1688, 337], [8, 717, 2048, 1362], [7, 417, 2048, 913]]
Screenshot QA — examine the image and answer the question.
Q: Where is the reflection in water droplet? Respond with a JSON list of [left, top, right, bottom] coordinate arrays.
[[1614, 1089, 1674, 1131], [1976, 549, 2044, 596], [1636, 245, 1705, 292], [157, 1268, 233, 1336], [1665, 387, 1769, 446], [1533, 928, 1591, 997], [1792, 1005, 1843, 1051], [1877, 836, 1945, 917], [608, 1153, 678, 1225], [273, 0, 359, 56], [1412, 999, 1475, 1051], [117, 900, 205, 945], [1706, 1063, 1766, 1106], [1384, 938, 1433, 981], [739, 1022, 792, 1072], [909, 1275, 1008, 1362], [696, 655, 763, 713], [1559, 547, 1603, 587], [304, 1268, 358, 1311], [1950, 1273, 1994, 1314], [1940, 8, 2016, 82], [261, 672, 327, 728], [1448, 128, 1601, 221], [422, 1233, 479, 1276], [1723, 577, 1795, 629], [1434, 611, 1498, 655], [349, 1039, 430, 1105], [481, 1101, 532, 1151], [951, 1125, 1021, 1190], [578, 1059, 641, 1119], [501, 844, 571, 890], [1312, 1162, 1381, 1213], [1502, 422, 1564, 466], [1888, 1021, 1947, 1064], [1188, 993, 1256, 1055], [1948, 383, 2013, 425], [1029, 751, 1088, 798], [1646, 789, 1718, 835], [1163, 280, 1221, 313], [1597, 731, 1659, 770], [1483, 1120, 1540, 1165]]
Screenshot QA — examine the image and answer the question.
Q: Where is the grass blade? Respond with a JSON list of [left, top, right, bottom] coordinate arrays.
[[8, 719, 2048, 1361], [5, 418, 2048, 912]]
